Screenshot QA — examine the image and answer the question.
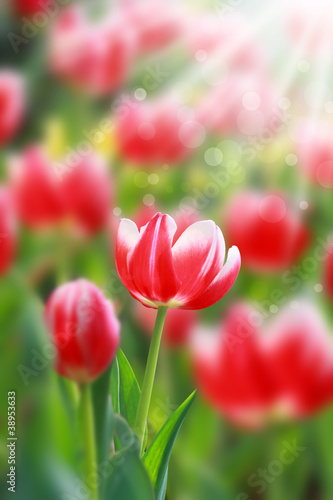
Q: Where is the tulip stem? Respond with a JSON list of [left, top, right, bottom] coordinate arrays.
[[135, 306, 168, 455], [81, 383, 98, 500]]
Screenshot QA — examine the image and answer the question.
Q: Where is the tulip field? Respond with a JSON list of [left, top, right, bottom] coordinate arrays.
[[1, 0, 333, 499]]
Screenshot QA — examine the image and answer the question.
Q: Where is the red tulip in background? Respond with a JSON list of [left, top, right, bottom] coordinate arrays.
[[295, 121, 333, 189], [120, 0, 184, 55], [224, 191, 310, 272], [115, 97, 205, 166], [186, 14, 264, 72], [136, 303, 197, 347], [61, 153, 112, 235], [9, 145, 65, 229], [116, 212, 241, 310], [13, 0, 50, 17], [49, 6, 133, 96], [0, 188, 17, 276], [0, 70, 25, 146], [45, 279, 120, 383], [9, 146, 112, 234], [198, 72, 277, 136], [192, 302, 333, 428]]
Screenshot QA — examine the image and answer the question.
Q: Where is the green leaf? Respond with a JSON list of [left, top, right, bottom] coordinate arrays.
[[104, 415, 155, 500], [143, 390, 197, 500], [111, 349, 141, 429]]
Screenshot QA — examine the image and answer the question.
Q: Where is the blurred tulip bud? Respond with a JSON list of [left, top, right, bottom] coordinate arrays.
[[186, 14, 264, 71], [136, 303, 197, 348], [192, 301, 333, 428], [263, 302, 333, 419], [224, 191, 310, 272], [296, 121, 333, 189], [13, 0, 50, 17], [115, 97, 204, 165], [120, 0, 184, 55], [116, 212, 240, 310], [9, 145, 65, 229], [198, 72, 277, 136], [0, 188, 17, 276], [0, 70, 25, 146], [61, 153, 112, 235], [49, 6, 133, 96], [45, 279, 120, 383]]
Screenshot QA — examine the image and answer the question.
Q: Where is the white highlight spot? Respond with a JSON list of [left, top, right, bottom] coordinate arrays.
[[204, 147, 223, 166], [242, 92, 261, 110]]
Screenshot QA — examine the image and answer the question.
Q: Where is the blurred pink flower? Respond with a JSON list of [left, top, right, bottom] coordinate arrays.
[[119, 0, 184, 55], [0, 70, 25, 146], [224, 191, 310, 272], [296, 121, 333, 189], [61, 153, 112, 235], [0, 187, 17, 276], [192, 302, 333, 428], [9, 145, 65, 229], [198, 72, 277, 136], [116, 212, 240, 309], [115, 97, 204, 165], [49, 6, 133, 96], [45, 279, 120, 383]]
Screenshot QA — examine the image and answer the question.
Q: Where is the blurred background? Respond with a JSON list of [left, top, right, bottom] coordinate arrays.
[[1, 0, 333, 499]]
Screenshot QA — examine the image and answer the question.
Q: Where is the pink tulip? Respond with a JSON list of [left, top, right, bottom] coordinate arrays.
[[61, 153, 112, 235], [0, 70, 25, 146], [193, 302, 333, 428], [115, 97, 204, 165], [198, 72, 277, 136], [0, 188, 17, 276], [119, 0, 184, 55], [9, 145, 65, 229], [45, 279, 120, 383], [116, 213, 240, 310], [186, 15, 264, 72], [296, 121, 333, 188], [49, 6, 133, 96], [224, 191, 310, 272]]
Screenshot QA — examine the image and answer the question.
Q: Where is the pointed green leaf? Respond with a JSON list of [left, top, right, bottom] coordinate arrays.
[[143, 391, 197, 500], [104, 415, 155, 500], [110, 349, 141, 429]]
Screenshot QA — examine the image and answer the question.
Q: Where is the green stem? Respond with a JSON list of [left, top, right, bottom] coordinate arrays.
[[135, 306, 168, 455], [81, 384, 98, 500]]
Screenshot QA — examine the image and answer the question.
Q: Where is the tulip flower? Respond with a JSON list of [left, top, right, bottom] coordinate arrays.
[[9, 145, 65, 229], [186, 14, 264, 72], [136, 303, 197, 347], [117, 212, 240, 453], [0, 70, 25, 146], [296, 121, 333, 189], [61, 153, 112, 235], [198, 72, 276, 136], [115, 97, 204, 165], [120, 0, 184, 55], [192, 302, 333, 428], [224, 191, 310, 272], [116, 213, 241, 310], [49, 6, 133, 96], [45, 279, 120, 383], [0, 188, 17, 276], [13, 0, 49, 17]]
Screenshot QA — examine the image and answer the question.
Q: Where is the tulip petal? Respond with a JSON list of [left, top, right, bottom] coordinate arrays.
[[180, 246, 240, 310], [128, 213, 181, 304], [116, 218, 140, 290], [172, 221, 225, 304]]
